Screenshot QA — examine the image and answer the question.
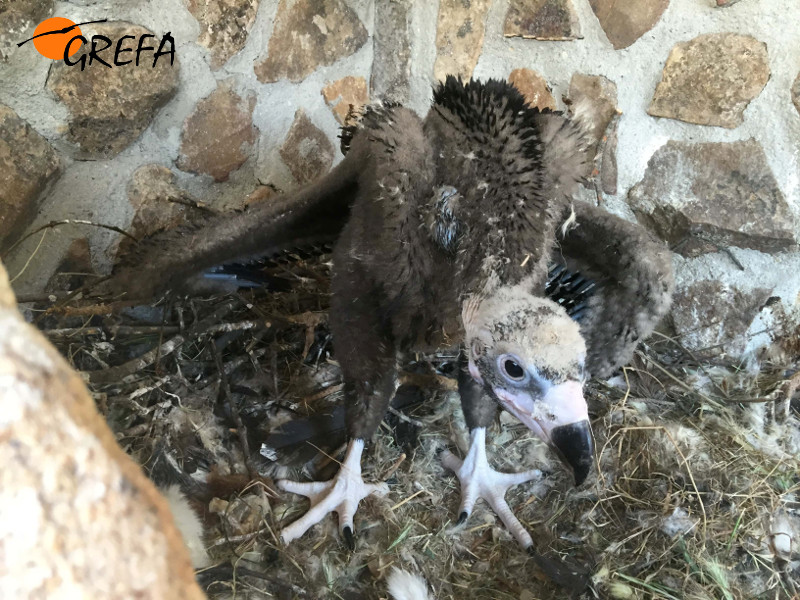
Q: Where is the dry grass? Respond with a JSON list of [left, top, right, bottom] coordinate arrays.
[[31, 254, 800, 600]]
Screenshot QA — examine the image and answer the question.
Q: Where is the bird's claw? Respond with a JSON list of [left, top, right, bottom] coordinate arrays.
[[277, 473, 389, 546], [277, 439, 389, 547], [442, 429, 544, 548]]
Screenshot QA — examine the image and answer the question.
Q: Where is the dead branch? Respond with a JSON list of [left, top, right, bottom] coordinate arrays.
[[87, 300, 240, 385], [1, 219, 138, 260]]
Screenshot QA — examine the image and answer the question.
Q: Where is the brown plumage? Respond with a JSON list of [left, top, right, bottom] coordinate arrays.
[[553, 202, 674, 378], [108, 77, 673, 561]]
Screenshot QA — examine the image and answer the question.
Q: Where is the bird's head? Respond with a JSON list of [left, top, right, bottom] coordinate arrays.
[[463, 286, 594, 485]]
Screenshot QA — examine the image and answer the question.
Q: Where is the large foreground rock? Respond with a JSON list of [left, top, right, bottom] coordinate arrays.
[[629, 139, 796, 257], [0, 262, 205, 599]]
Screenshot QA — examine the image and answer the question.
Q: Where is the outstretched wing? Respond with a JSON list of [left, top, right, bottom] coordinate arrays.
[[105, 138, 371, 301], [106, 102, 433, 302], [548, 202, 674, 378]]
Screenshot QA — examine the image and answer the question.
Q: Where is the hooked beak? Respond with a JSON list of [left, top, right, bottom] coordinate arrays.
[[549, 419, 594, 486], [494, 380, 594, 486]]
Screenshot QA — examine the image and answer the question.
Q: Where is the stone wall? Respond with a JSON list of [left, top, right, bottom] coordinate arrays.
[[1, 0, 798, 360]]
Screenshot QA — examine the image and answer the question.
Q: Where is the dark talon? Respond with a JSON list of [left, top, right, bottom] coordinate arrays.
[[342, 525, 355, 550], [457, 511, 468, 525]]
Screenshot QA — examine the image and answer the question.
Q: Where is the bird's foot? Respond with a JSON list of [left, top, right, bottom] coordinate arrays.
[[277, 439, 389, 549], [441, 427, 544, 548]]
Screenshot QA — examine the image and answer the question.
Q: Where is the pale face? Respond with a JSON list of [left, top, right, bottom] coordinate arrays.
[[464, 290, 594, 484]]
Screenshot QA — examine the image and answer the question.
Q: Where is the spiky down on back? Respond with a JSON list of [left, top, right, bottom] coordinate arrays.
[[425, 76, 593, 295], [432, 77, 546, 171], [340, 101, 402, 155]]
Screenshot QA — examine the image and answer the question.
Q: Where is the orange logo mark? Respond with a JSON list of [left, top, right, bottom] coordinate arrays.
[[32, 17, 83, 60]]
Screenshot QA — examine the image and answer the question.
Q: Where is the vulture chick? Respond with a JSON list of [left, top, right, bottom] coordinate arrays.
[[108, 78, 673, 555]]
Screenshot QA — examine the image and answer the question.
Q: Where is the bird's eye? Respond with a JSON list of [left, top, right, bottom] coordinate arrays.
[[502, 358, 525, 381], [496, 354, 528, 384]]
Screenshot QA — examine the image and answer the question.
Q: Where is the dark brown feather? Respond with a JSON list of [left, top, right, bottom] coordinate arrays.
[[104, 78, 601, 440], [552, 201, 674, 377]]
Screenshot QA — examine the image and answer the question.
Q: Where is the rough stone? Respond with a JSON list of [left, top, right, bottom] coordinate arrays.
[[508, 68, 556, 110], [671, 279, 772, 356], [185, 0, 259, 69], [628, 139, 796, 257], [0, 262, 206, 600], [434, 0, 492, 81], [504, 0, 582, 41], [0, 0, 53, 61], [244, 185, 277, 208], [47, 22, 179, 158], [372, 0, 411, 103], [279, 110, 334, 186], [648, 33, 769, 129], [45, 237, 94, 293], [254, 0, 367, 83], [569, 74, 618, 194], [588, 0, 669, 50], [117, 165, 193, 261], [322, 76, 368, 124], [599, 122, 618, 196], [0, 105, 60, 254], [792, 72, 800, 117], [177, 83, 257, 182]]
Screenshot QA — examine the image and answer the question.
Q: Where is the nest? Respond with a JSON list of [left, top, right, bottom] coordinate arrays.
[[32, 251, 800, 600]]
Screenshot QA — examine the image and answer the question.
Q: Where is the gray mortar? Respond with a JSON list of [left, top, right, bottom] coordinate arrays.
[[2, 0, 799, 356]]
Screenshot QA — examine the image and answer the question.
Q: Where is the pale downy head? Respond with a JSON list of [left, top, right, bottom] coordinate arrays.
[[462, 284, 594, 485]]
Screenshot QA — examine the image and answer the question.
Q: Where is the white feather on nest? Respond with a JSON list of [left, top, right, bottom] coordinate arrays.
[[387, 567, 433, 600], [162, 485, 212, 569]]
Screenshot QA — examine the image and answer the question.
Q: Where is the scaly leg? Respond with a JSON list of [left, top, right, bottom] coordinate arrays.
[[441, 427, 544, 548], [278, 439, 389, 548], [278, 249, 397, 548]]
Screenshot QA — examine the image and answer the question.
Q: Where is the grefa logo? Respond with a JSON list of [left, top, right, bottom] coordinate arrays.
[[17, 17, 175, 71]]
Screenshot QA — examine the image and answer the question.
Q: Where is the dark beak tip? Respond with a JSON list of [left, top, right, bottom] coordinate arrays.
[[550, 420, 594, 487], [573, 464, 591, 487]]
